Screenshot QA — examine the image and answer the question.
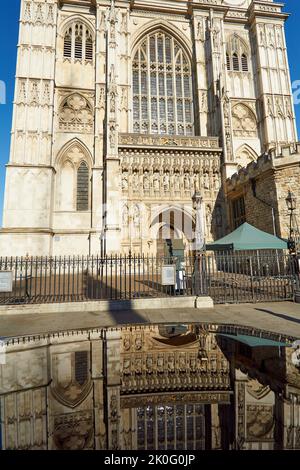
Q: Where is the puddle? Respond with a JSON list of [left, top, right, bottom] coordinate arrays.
[[0, 323, 299, 450]]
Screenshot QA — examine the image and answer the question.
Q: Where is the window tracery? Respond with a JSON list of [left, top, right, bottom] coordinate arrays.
[[56, 143, 91, 212], [63, 22, 94, 63], [226, 35, 249, 73], [59, 94, 93, 133], [132, 31, 194, 136]]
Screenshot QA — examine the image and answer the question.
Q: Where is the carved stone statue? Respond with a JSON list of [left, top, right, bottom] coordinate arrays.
[[122, 172, 128, 191], [163, 173, 170, 192], [143, 171, 150, 191], [184, 173, 190, 190], [174, 173, 180, 192], [153, 172, 160, 192], [204, 173, 210, 190], [132, 172, 139, 191]]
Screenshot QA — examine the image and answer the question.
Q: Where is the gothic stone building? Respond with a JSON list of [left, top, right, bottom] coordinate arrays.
[[0, 0, 298, 256]]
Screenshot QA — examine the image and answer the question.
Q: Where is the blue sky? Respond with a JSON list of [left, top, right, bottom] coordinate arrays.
[[0, 0, 299, 227]]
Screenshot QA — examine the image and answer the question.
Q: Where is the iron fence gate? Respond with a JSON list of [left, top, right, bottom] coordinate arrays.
[[0, 252, 297, 305]]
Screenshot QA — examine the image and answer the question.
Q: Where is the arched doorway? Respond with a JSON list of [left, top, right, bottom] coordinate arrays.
[[151, 206, 193, 258]]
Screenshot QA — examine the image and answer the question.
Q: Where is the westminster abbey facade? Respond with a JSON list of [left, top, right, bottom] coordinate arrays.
[[0, 0, 298, 256]]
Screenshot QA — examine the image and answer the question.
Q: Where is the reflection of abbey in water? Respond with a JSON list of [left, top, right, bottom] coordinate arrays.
[[0, 324, 299, 450]]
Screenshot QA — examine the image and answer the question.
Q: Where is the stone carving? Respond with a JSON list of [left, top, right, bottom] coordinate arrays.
[[174, 172, 180, 192], [51, 351, 92, 408], [222, 90, 233, 161], [24, 2, 31, 21], [204, 172, 210, 189], [108, 0, 118, 48], [132, 171, 139, 191], [122, 205, 129, 226], [99, 86, 105, 110], [119, 134, 220, 150], [122, 171, 128, 191], [163, 173, 170, 192], [246, 379, 271, 400], [184, 173, 190, 191], [143, 171, 150, 191], [153, 172, 160, 192], [120, 328, 230, 394], [246, 405, 274, 440], [120, 87, 128, 111], [232, 103, 257, 137], [109, 121, 117, 149], [109, 65, 118, 115], [120, 12, 128, 35], [236, 382, 246, 449], [196, 18, 205, 42], [53, 411, 93, 450], [59, 94, 93, 132], [133, 205, 140, 238], [99, 11, 106, 32], [200, 91, 208, 113], [23, 2, 54, 25], [209, 17, 221, 52]]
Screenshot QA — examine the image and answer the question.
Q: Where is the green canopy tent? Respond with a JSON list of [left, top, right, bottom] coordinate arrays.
[[206, 222, 287, 251], [217, 333, 291, 348]]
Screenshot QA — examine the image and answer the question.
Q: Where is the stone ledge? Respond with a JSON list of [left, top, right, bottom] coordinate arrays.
[[0, 296, 214, 316]]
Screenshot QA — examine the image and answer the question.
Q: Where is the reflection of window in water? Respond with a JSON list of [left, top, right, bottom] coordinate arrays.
[[137, 404, 205, 450]]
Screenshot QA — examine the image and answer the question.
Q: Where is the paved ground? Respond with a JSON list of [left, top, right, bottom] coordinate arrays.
[[1, 301, 300, 339]]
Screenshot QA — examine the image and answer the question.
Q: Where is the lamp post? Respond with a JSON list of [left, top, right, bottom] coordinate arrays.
[[192, 192, 205, 254], [192, 192, 205, 296], [286, 191, 299, 255]]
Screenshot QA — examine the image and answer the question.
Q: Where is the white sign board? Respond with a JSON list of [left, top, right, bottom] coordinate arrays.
[[161, 265, 176, 286], [0, 271, 13, 293]]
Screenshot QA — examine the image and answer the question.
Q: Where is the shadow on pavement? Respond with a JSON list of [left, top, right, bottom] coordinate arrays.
[[255, 307, 300, 325]]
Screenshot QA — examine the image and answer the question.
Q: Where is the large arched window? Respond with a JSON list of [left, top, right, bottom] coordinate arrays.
[[132, 31, 194, 136], [63, 22, 94, 62]]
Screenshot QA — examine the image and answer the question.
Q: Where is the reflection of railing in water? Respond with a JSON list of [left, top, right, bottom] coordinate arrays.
[[0, 252, 297, 305]]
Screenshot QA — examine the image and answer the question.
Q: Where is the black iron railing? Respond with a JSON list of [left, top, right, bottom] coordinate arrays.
[[0, 255, 207, 305], [0, 252, 298, 305]]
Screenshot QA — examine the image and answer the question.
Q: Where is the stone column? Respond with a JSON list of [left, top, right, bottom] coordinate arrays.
[[104, 0, 121, 254]]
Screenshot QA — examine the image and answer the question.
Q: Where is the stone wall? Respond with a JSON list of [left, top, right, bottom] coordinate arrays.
[[226, 145, 300, 239]]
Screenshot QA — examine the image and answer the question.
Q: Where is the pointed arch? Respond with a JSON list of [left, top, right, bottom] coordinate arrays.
[[232, 103, 258, 138], [226, 34, 250, 72], [55, 138, 93, 168], [131, 23, 194, 136], [131, 19, 193, 61], [59, 15, 95, 40], [59, 15, 95, 63], [59, 93, 93, 133], [55, 139, 92, 212], [235, 144, 259, 170]]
